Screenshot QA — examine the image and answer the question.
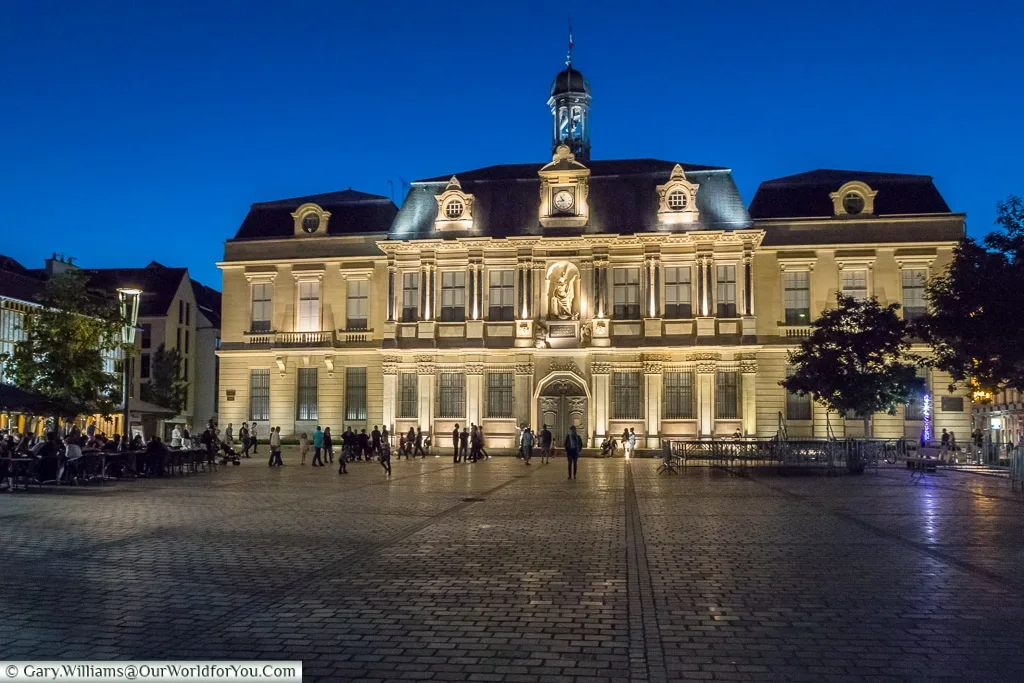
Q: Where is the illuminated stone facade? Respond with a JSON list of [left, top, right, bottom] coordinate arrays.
[[216, 66, 971, 447]]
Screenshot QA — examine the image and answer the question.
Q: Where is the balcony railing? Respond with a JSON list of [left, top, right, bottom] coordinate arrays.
[[338, 328, 373, 343], [243, 331, 334, 349], [780, 325, 813, 338]]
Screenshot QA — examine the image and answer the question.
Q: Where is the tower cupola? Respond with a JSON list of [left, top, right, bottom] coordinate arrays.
[[548, 65, 591, 162]]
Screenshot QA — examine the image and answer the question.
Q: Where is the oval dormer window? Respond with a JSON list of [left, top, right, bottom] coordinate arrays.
[[668, 190, 688, 211], [843, 192, 865, 215], [445, 199, 465, 219], [302, 213, 321, 233]]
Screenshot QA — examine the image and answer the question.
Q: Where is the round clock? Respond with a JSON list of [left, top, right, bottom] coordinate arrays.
[[553, 189, 574, 212]]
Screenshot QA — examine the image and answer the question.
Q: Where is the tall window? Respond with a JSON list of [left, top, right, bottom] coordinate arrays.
[[716, 265, 737, 318], [902, 268, 927, 322], [905, 367, 928, 421], [184, 330, 190, 354], [296, 367, 318, 421], [611, 371, 643, 419], [440, 271, 466, 322], [613, 268, 641, 320], [438, 372, 465, 419], [249, 369, 270, 421], [297, 280, 321, 332], [486, 372, 514, 418], [346, 279, 369, 330], [140, 323, 152, 349], [398, 372, 418, 418], [783, 271, 810, 325], [345, 367, 367, 421], [488, 270, 515, 321], [715, 371, 740, 419], [139, 353, 151, 379], [401, 272, 419, 323], [785, 366, 811, 420], [178, 300, 184, 324], [185, 303, 191, 326], [663, 371, 695, 419], [251, 283, 272, 332], [841, 269, 868, 300], [664, 266, 692, 319]]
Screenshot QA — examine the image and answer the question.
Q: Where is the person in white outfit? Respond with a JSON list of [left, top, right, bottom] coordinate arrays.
[[627, 428, 637, 459], [171, 425, 182, 449]]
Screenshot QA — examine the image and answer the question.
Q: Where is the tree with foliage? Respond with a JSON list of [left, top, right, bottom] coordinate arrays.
[[781, 293, 925, 438], [0, 270, 125, 420], [916, 196, 1024, 397], [141, 343, 187, 412]]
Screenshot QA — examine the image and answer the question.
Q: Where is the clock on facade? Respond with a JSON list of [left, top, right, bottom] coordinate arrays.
[[553, 189, 575, 213]]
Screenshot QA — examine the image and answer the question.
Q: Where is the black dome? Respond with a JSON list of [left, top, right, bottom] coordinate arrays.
[[550, 67, 590, 97]]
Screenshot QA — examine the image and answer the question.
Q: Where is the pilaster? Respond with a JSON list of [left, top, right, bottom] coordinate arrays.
[[417, 357, 435, 435], [644, 359, 664, 448], [382, 357, 398, 434], [741, 359, 757, 436], [592, 361, 611, 444], [466, 363, 484, 428], [514, 363, 534, 429], [696, 361, 715, 438]]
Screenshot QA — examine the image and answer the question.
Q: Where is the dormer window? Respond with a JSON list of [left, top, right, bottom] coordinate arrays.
[[656, 164, 700, 226], [291, 203, 331, 236], [830, 181, 878, 217], [434, 176, 474, 232]]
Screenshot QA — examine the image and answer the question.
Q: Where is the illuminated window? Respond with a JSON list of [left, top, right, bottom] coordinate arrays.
[[663, 371, 695, 419], [613, 268, 641, 320], [783, 271, 810, 325], [346, 279, 369, 330], [611, 372, 643, 419], [842, 192, 865, 215], [445, 199, 464, 219], [398, 373, 418, 419], [486, 372, 514, 418], [716, 265, 737, 318], [841, 269, 868, 300], [902, 269, 927, 322], [440, 271, 466, 322], [345, 367, 367, 421], [785, 366, 811, 420], [664, 266, 692, 319], [251, 283, 272, 332], [438, 372, 465, 419], [488, 270, 515, 321], [296, 368, 318, 421], [668, 190, 688, 210], [715, 371, 740, 420], [401, 272, 419, 323], [297, 280, 320, 332]]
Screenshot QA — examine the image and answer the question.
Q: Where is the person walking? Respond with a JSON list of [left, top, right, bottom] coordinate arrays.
[[269, 426, 283, 467], [299, 432, 309, 466], [452, 424, 461, 463], [404, 427, 415, 460], [240, 422, 251, 458], [250, 423, 259, 454], [521, 426, 535, 465], [337, 428, 348, 474], [380, 440, 392, 477], [323, 427, 334, 464], [381, 426, 389, 453], [540, 424, 553, 464], [565, 425, 583, 480], [479, 426, 490, 459], [414, 427, 427, 458], [312, 426, 324, 466], [225, 423, 234, 447]]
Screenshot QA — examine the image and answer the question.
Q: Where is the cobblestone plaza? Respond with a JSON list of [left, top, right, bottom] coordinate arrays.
[[3, 456, 1024, 681]]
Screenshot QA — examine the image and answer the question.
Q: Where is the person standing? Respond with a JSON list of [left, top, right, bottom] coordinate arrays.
[[269, 426, 282, 467], [337, 428, 348, 474], [459, 427, 469, 462], [540, 424, 553, 465], [171, 424, 182, 449], [358, 428, 370, 460], [565, 425, 583, 480], [299, 432, 309, 466], [371, 425, 382, 456], [479, 425, 490, 459], [521, 426, 534, 465], [452, 424, 461, 463], [404, 427, 415, 460], [627, 428, 637, 460], [380, 440, 392, 477], [250, 423, 258, 454], [323, 427, 334, 464], [312, 426, 324, 466], [225, 423, 234, 447], [381, 426, 389, 454], [240, 422, 251, 458]]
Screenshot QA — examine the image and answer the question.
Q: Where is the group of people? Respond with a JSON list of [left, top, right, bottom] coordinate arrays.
[[516, 423, 585, 479], [450, 423, 491, 463]]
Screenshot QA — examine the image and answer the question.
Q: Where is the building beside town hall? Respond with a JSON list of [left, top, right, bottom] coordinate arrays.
[[216, 63, 972, 447]]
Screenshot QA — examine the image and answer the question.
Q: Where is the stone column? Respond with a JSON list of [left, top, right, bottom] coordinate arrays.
[[466, 363, 484, 428], [644, 359, 664, 448], [386, 261, 396, 322], [514, 363, 534, 430], [581, 258, 593, 320], [417, 358, 435, 435], [382, 357, 398, 434], [741, 359, 757, 436], [533, 261, 545, 321], [420, 265, 428, 321], [468, 266, 476, 320], [696, 361, 715, 437], [592, 362, 611, 446]]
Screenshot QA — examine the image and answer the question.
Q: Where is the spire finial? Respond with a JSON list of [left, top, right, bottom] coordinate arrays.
[[566, 15, 574, 69]]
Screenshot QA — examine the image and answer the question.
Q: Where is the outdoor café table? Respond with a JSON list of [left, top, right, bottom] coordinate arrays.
[[906, 456, 940, 482], [5, 456, 37, 490]]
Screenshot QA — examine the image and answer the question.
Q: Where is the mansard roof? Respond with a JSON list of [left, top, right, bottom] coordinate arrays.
[[390, 158, 751, 240], [749, 169, 952, 220], [233, 189, 398, 240]]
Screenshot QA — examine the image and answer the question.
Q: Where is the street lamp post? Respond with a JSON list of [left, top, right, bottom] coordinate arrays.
[[117, 288, 142, 448]]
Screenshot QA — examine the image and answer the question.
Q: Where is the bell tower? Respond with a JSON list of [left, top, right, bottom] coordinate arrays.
[[548, 54, 591, 162]]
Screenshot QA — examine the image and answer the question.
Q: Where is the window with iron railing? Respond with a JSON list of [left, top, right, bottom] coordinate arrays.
[[715, 371, 740, 419], [663, 371, 695, 419], [249, 369, 270, 421], [611, 371, 643, 419], [345, 367, 367, 421], [486, 372, 514, 418], [398, 372, 418, 419], [437, 372, 465, 419], [296, 367, 318, 421]]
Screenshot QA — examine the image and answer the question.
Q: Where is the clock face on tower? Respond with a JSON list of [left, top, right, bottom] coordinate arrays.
[[553, 189, 575, 213]]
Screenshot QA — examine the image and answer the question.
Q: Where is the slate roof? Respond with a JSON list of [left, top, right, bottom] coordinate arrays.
[[191, 279, 222, 329], [390, 159, 752, 240], [749, 169, 952, 220], [233, 189, 398, 240], [78, 262, 188, 318], [0, 255, 44, 304]]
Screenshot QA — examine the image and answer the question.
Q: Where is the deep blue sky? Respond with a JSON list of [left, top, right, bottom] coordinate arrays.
[[2, 1, 1022, 288]]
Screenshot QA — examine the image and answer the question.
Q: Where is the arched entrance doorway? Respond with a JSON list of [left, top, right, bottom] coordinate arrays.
[[537, 376, 588, 445]]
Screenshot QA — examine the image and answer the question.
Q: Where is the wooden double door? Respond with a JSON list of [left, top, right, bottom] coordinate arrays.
[[538, 379, 588, 446]]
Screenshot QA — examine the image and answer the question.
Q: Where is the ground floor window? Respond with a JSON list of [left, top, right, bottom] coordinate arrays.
[[486, 371, 514, 418], [398, 372, 418, 419], [249, 369, 270, 421], [438, 372, 465, 419], [715, 371, 740, 420], [663, 371, 695, 419], [296, 368, 318, 421], [611, 371, 643, 420], [346, 367, 367, 421]]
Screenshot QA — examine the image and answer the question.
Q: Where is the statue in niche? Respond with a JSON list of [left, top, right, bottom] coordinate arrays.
[[547, 263, 579, 321]]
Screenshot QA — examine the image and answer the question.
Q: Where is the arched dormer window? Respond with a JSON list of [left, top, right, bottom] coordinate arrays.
[[434, 176, 475, 232], [656, 164, 700, 226], [830, 181, 878, 217], [291, 203, 331, 236]]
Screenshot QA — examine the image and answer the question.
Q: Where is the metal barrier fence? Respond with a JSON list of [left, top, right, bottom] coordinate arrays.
[[664, 438, 909, 475], [1011, 451, 1024, 493]]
